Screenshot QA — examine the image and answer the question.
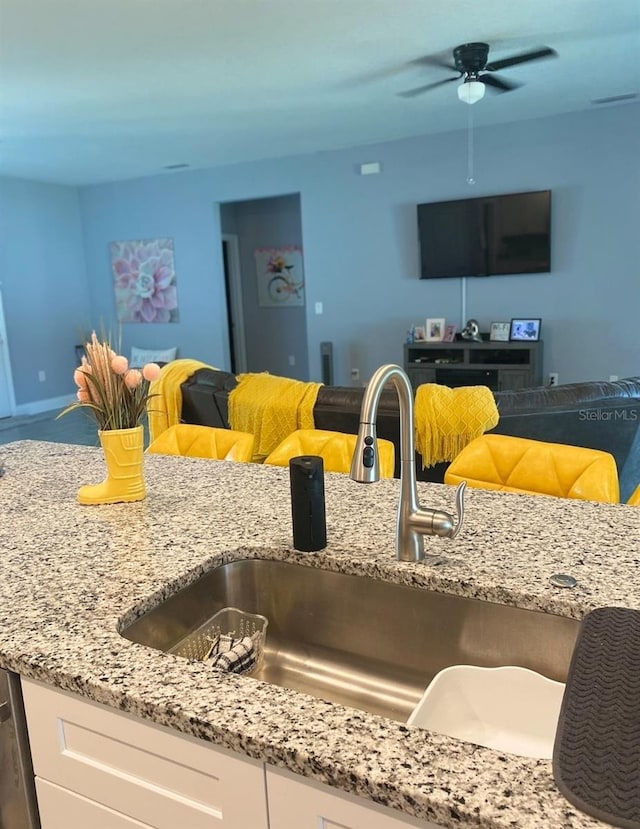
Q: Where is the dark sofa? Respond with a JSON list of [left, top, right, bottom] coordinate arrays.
[[179, 369, 640, 502]]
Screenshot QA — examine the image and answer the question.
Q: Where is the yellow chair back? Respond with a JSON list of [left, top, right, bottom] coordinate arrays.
[[444, 433, 619, 503], [147, 424, 254, 463], [264, 429, 395, 478]]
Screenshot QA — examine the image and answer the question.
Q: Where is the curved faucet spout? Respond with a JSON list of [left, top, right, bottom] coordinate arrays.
[[349, 364, 465, 562]]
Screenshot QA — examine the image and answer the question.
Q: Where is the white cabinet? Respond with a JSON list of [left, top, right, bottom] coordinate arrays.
[[35, 779, 155, 829], [22, 679, 269, 829], [267, 766, 441, 829], [23, 679, 443, 829]]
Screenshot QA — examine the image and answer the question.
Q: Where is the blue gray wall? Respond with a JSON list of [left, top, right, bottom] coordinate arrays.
[[0, 176, 91, 407], [79, 103, 639, 387], [2, 102, 638, 406], [78, 177, 227, 371]]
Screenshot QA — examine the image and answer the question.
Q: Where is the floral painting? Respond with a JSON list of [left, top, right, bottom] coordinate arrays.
[[255, 246, 304, 308], [110, 238, 179, 323]]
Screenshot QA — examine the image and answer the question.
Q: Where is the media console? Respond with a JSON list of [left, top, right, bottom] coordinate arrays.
[[404, 339, 543, 392]]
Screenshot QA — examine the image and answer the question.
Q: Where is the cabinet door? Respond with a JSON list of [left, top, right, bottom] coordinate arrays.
[[36, 778, 154, 829], [267, 766, 442, 829], [499, 369, 531, 391], [23, 679, 269, 829]]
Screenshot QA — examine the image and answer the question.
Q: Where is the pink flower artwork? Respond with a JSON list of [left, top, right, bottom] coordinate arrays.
[[110, 238, 180, 323]]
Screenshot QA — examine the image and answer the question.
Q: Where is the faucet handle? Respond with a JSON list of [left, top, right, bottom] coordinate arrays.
[[428, 481, 466, 539], [414, 481, 466, 541], [448, 481, 466, 539]]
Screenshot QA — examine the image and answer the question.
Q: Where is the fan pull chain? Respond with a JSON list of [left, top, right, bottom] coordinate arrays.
[[466, 105, 475, 186]]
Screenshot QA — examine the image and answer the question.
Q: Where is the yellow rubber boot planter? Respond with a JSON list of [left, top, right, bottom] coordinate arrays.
[[78, 426, 146, 505]]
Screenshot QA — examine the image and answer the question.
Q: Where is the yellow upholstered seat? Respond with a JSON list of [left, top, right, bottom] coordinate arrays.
[[444, 434, 619, 503], [264, 429, 395, 478], [147, 424, 254, 463], [627, 484, 640, 506]]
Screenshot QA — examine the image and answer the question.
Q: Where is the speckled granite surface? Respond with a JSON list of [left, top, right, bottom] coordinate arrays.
[[1, 439, 638, 829]]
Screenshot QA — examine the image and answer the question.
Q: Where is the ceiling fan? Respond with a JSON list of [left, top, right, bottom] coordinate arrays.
[[400, 42, 557, 104]]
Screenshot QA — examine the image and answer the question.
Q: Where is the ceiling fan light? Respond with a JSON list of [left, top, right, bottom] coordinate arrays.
[[458, 80, 485, 105]]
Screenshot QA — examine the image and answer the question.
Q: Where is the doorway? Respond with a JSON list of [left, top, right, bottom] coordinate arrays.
[[0, 288, 15, 419], [219, 194, 309, 380], [221, 234, 247, 375]]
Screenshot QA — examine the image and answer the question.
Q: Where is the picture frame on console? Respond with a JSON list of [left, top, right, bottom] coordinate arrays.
[[426, 318, 445, 342], [510, 318, 542, 341], [490, 322, 511, 342], [442, 324, 457, 343], [413, 325, 426, 341]]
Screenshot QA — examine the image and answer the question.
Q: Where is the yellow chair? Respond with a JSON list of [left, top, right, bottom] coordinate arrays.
[[627, 484, 640, 506], [147, 424, 254, 463], [444, 433, 620, 503], [264, 429, 395, 478]]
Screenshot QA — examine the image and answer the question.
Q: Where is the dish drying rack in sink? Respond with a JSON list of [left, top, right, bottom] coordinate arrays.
[[169, 607, 268, 672]]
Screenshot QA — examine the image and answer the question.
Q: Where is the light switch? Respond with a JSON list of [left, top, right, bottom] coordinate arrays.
[[314, 302, 323, 315]]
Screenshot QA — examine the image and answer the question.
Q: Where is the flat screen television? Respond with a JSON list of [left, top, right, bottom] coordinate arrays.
[[417, 190, 551, 279]]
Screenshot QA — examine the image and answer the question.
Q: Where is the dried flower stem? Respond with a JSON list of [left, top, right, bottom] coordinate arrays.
[[59, 332, 160, 431]]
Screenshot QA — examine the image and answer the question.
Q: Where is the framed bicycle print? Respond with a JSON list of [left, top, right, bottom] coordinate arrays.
[[255, 247, 305, 307]]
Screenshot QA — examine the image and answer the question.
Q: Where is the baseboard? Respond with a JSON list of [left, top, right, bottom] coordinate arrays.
[[14, 394, 75, 417]]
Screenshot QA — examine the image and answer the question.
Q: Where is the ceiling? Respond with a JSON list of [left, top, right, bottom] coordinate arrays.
[[1, 0, 638, 186]]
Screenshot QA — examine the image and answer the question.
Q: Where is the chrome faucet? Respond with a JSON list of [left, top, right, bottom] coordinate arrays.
[[350, 364, 465, 562]]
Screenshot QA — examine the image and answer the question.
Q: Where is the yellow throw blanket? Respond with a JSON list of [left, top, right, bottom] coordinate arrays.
[[229, 373, 323, 462], [147, 359, 216, 442], [414, 383, 499, 467]]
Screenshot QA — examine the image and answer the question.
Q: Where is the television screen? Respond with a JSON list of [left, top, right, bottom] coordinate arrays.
[[417, 190, 551, 279]]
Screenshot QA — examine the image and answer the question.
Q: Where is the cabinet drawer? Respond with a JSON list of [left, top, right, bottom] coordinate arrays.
[[36, 778, 154, 829], [23, 679, 269, 829], [267, 766, 440, 829]]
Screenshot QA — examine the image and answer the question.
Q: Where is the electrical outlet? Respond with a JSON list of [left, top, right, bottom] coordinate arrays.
[[609, 374, 619, 382], [38, 370, 46, 382], [351, 368, 360, 383], [548, 373, 559, 386], [288, 355, 295, 366]]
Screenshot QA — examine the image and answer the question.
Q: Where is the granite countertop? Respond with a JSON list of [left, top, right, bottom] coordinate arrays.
[[1, 439, 638, 829]]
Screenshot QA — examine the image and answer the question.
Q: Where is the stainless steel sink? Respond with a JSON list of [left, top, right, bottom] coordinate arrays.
[[121, 559, 580, 722]]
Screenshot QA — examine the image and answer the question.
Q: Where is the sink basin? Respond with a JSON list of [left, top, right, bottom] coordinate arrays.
[[121, 559, 579, 722]]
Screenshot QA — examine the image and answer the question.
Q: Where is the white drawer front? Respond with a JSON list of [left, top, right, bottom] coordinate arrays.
[[36, 779, 154, 829], [267, 766, 440, 829], [23, 679, 269, 829]]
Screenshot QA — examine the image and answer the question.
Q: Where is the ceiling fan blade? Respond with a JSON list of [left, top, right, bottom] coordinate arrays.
[[481, 73, 520, 92], [398, 76, 459, 98], [414, 55, 458, 73], [485, 47, 557, 72], [351, 56, 452, 86]]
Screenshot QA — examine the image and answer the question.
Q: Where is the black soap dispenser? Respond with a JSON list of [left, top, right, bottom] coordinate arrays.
[[289, 455, 327, 552]]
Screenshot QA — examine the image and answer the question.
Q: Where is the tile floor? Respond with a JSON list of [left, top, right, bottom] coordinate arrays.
[[0, 408, 101, 447]]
